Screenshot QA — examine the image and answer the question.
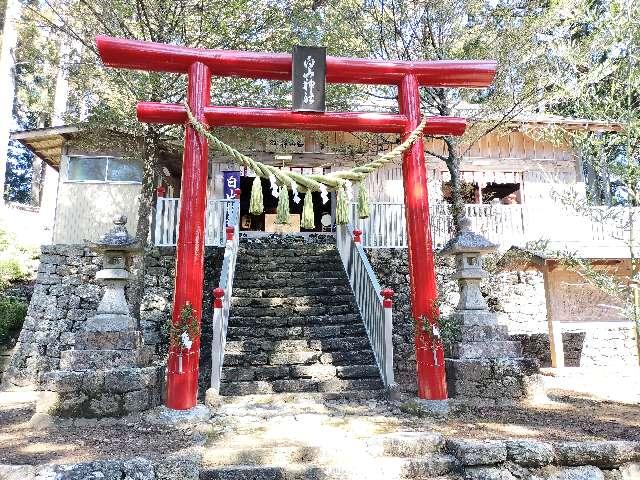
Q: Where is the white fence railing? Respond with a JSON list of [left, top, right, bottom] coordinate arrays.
[[350, 203, 640, 249], [156, 197, 639, 250], [154, 198, 238, 247], [210, 200, 240, 394], [336, 224, 395, 388]]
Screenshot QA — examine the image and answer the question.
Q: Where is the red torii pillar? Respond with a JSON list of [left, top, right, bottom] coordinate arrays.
[[96, 35, 496, 409]]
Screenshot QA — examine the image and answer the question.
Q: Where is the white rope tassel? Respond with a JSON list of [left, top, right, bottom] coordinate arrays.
[[291, 180, 301, 204], [320, 184, 329, 204]]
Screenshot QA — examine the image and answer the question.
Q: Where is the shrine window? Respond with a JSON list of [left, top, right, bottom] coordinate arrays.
[[66, 156, 142, 184]]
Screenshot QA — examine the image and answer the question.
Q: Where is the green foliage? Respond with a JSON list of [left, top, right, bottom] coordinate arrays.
[[167, 302, 200, 349], [0, 227, 36, 290], [0, 296, 27, 345]]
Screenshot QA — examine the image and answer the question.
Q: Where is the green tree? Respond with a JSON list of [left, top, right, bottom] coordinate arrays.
[[329, 0, 561, 230], [543, 0, 640, 361], [20, 0, 365, 315]]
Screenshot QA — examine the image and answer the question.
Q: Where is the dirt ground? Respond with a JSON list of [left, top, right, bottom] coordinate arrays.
[[1, 368, 638, 466]]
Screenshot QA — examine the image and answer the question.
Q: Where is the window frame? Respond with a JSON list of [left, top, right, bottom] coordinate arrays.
[[64, 155, 143, 185]]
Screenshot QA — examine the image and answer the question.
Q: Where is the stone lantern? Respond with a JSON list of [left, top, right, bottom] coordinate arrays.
[[85, 215, 142, 332], [440, 217, 497, 312], [440, 217, 539, 404], [42, 216, 165, 418]]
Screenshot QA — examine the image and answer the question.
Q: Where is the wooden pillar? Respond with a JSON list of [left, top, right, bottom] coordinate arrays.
[[543, 261, 565, 368]]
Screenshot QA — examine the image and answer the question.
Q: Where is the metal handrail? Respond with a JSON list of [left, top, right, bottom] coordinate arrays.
[[336, 224, 395, 388], [210, 200, 240, 393]]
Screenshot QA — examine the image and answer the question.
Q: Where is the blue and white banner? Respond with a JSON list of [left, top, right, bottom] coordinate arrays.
[[223, 171, 241, 199]]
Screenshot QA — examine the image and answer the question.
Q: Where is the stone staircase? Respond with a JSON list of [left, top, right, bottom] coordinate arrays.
[[219, 235, 383, 396], [200, 429, 460, 480]]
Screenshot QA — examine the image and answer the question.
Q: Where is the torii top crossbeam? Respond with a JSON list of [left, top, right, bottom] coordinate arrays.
[[96, 35, 497, 410]]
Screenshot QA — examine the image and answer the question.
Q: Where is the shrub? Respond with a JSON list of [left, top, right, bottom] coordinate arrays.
[[0, 296, 27, 345]]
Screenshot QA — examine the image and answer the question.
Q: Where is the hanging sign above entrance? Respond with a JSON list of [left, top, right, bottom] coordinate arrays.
[[292, 46, 326, 112]]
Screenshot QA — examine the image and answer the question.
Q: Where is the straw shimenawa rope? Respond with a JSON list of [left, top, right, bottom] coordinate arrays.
[[184, 102, 428, 223]]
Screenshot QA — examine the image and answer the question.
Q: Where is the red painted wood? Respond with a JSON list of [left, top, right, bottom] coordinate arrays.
[[398, 74, 447, 400], [136, 103, 466, 136], [165, 61, 211, 410], [96, 35, 496, 87], [96, 34, 497, 408]]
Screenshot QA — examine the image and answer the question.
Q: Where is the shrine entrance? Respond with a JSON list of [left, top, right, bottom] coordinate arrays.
[[96, 35, 496, 410], [237, 176, 329, 234]]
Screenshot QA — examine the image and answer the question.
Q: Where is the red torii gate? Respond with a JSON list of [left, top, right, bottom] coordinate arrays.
[[96, 35, 496, 410]]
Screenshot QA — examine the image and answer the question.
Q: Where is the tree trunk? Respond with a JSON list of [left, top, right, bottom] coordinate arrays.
[[443, 136, 464, 233], [130, 130, 159, 323], [0, 0, 20, 203]]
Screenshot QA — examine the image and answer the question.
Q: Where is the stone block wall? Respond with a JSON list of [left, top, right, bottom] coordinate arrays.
[[2, 245, 223, 395], [366, 249, 639, 392]]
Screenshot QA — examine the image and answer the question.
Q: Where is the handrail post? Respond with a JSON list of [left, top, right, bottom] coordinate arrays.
[[154, 197, 163, 246], [210, 287, 225, 393], [381, 288, 395, 387]]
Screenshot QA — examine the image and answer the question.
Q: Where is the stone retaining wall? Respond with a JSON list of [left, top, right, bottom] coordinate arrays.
[[2, 245, 223, 394], [443, 438, 640, 480], [366, 249, 639, 392]]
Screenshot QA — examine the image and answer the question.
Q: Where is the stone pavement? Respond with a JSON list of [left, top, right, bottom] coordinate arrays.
[[1, 390, 640, 479]]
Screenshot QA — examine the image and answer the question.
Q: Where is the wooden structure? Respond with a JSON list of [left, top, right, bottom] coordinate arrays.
[[500, 246, 635, 368]]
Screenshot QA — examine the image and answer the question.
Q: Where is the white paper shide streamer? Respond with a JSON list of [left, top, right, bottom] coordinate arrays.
[[291, 180, 300, 204], [269, 174, 279, 197], [344, 180, 354, 201], [178, 332, 193, 374], [320, 184, 329, 204]]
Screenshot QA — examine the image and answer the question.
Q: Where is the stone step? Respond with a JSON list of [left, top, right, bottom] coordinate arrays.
[[451, 341, 522, 359], [368, 432, 445, 457], [231, 295, 358, 308], [226, 324, 367, 341], [200, 455, 457, 480], [202, 446, 323, 468], [239, 246, 337, 256], [219, 377, 383, 396], [393, 455, 459, 479], [234, 270, 347, 280], [234, 278, 348, 289], [230, 305, 357, 318], [227, 314, 363, 328], [224, 337, 371, 355], [59, 348, 151, 370], [235, 258, 343, 269], [232, 286, 353, 298], [221, 364, 380, 383], [223, 349, 376, 367]]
